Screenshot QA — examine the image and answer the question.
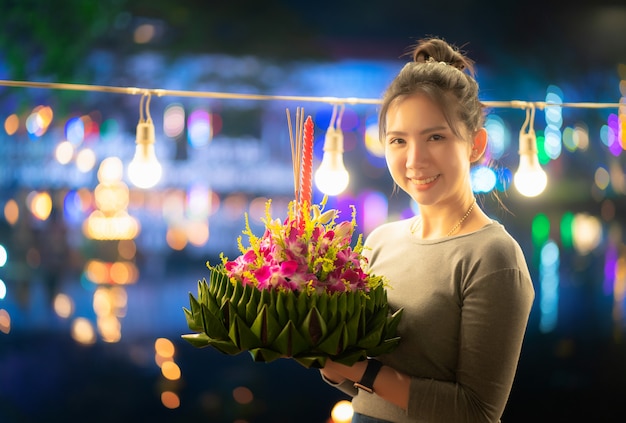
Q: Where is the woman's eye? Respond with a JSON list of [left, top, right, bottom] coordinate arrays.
[[428, 134, 444, 141], [389, 138, 405, 145]]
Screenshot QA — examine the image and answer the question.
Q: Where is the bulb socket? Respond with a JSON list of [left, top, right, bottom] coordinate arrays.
[[136, 120, 155, 145], [323, 128, 344, 153], [518, 131, 537, 155]]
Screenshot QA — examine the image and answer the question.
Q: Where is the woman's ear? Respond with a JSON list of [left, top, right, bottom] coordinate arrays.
[[470, 128, 488, 162]]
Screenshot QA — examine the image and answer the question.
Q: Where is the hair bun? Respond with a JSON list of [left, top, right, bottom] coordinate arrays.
[[411, 38, 474, 75]]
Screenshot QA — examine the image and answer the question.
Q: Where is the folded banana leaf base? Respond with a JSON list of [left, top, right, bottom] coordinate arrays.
[[182, 266, 403, 368]]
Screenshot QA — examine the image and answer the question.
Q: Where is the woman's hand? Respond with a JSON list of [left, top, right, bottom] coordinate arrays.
[[324, 358, 410, 411], [320, 364, 346, 384], [322, 358, 368, 384]]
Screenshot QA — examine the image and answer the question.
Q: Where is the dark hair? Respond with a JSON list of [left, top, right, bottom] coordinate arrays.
[[378, 37, 485, 142]]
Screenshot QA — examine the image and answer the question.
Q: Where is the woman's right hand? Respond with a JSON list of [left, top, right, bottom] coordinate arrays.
[[320, 362, 348, 384]]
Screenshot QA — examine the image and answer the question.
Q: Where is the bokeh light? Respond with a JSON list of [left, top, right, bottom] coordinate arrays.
[[55, 141, 75, 164], [54, 293, 75, 318], [361, 190, 388, 235], [539, 240, 560, 333], [0, 244, 7, 267], [594, 166, 610, 190], [187, 108, 212, 148], [27, 191, 53, 221], [161, 391, 180, 409], [26, 105, 53, 137], [98, 157, 124, 183], [331, 400, 354, 423], [3, 199, 18, 225], [71, 317, 96, 345], [186, 184, 211, 220], [572, 213, 603, 255], [532, 213, 550, 248], [0, 309, 10, 334], [232, 386, 254, 405], [155, 337, 175, 359], [161, 361, 181, 380], [560, 212, 574, 250], [163, 103, 186, 138], [485, 114, 510, 159], [76, 148, 97, 173], [470, 165, 497, 193], [4, 114, 19, 135], [166, 227, 188, 250], [65, 116, 85, 145], [186, 221, 209, 247], [134, 24, 155, 44]]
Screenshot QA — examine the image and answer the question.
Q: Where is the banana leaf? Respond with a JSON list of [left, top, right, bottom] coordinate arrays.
[[182, 265, 403, 368]]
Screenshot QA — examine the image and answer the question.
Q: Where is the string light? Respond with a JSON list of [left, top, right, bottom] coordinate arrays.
[[0, 79, 620, 199], [514, 104, 548, 197], [0, 80, 619, 109], [128, 93, 163, 189], [314, 105, 350, 196]]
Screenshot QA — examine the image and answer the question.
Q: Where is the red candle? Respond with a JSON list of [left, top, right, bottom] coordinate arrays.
[[300, 115, 314, 213]]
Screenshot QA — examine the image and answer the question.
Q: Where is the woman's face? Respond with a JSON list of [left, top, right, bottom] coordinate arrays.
[[384, 93, 474, 207]]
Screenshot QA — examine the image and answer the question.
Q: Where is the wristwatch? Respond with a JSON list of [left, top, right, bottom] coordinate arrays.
[[353, 358, 383, 394]]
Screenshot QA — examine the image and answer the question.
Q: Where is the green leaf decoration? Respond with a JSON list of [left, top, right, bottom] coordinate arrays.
[[275, 291, 289, 328], [345, 305, 362, 346], [181, 332, 210, 348], [220, 300, 231, 329], [236, 283, 253, 325], [383, 308, 404, 339], [207, 338, 242, 355], [245, 297, 258, 327], [333, 348, 367, 366], [296, 290, 308, 324], [316, 321, 347, 355], [337, 293, 347, 322], [226, 302, 239, 345], [317, 293, 328, 318], [356, 314, 385, 349], [257, 289, 271, 314], [293, 355, 325, 369], [184, 293, 203, 332], [326, 294, 338, 329], [346, 291, 355, 317], [365, 305, 387, 333], [248, 347, 283, 363], [182, 267, 404, 368], [300, 306, 327, 346], [233, 314, 261, 350], [284, 290, 298, 325], [272, 320, 308, 357], [201, 303, 230, 341], [365, 336, 402, 357], [250, 304, 281, 345]]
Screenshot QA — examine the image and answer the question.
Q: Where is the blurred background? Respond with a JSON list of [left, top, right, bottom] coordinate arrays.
[[1, 0, 625, 422]]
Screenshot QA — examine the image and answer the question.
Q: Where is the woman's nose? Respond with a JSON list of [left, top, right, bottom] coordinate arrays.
[[405, 142, 426, 168]]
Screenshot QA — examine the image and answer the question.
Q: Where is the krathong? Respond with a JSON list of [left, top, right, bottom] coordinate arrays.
[[182, 107, 402, 368]]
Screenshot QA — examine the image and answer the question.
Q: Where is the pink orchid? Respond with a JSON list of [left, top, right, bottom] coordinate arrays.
[[221, 199, 380, 294]]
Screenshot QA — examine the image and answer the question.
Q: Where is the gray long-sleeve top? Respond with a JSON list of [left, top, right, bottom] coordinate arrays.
[[326, 220, 535, 423]]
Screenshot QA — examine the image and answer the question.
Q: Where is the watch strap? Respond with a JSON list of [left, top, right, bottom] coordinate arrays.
[[353, 359, 383, 394]]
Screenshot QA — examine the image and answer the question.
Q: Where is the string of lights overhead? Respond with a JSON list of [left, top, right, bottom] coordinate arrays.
[[0, 79, 622, 197]]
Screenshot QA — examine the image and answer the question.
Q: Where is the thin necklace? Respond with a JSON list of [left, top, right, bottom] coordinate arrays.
[[410, 197, 477, 237]]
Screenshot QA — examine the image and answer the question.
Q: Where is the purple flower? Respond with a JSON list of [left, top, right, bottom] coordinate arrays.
[[219, 199, 377, 293]]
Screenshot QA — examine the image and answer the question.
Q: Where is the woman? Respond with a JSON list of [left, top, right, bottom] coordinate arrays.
[[321, 38, 535, 423]]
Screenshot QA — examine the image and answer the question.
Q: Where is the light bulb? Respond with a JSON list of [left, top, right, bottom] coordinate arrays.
[[513, 132, 547, 197], [314, 127, 349, 196], [128, 120, 162, 189]]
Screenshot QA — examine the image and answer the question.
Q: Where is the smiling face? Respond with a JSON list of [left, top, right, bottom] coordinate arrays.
[[384, 93, 478, 208]]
